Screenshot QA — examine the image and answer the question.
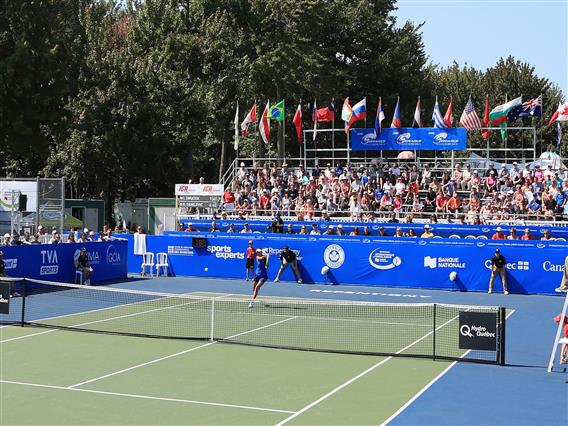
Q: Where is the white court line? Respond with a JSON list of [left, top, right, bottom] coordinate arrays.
[[67, 316, 297, 389], [0, 380, 294, 414], [380, 309, 516, 426], [274, 313, 466, 426], [0, 293, 232, 344]]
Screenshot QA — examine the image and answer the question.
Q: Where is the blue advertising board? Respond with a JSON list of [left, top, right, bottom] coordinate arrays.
[[172, 219, 568, 240], [124, 233, 566, 295], [350, 127, 467, 151], [1, 240, 128, 284]]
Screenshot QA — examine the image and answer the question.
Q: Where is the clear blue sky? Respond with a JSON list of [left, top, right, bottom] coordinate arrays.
[[394, 0, 568, 97]]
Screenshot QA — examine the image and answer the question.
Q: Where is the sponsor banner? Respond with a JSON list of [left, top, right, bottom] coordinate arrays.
[[459, 312, 498, 351], [0, 180, 38, 212], [169, 221, 568, 240], [0, 281, 10, 314], [175, 184, 224, 196], [350, 127, 467, 151], [124, 234, 567, 295], [0, 241, 127, 284]]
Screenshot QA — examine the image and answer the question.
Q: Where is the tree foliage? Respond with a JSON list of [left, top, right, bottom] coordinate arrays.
[[0, 0, 564, 218]]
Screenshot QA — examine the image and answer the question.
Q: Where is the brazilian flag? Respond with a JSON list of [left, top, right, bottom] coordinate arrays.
[[267, 100, 285, 121]]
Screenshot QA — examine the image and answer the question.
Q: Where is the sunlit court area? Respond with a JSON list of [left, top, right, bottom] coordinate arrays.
[[1, 0, 568, 425]]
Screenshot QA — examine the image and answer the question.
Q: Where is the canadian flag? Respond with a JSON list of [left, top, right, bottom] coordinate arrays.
[[549, 102, 568, 124], [240, 104, 257, 137], [292, 103, 303, 144], [259, 101, 270, 145]]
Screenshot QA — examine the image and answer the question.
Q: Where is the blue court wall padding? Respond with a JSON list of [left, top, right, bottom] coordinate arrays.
[[1, 240, 128, 284], [125, 234, 567, 295], [172, 219, 568, 239]]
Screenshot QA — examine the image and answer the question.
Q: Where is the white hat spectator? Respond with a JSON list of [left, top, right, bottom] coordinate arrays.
[[328, 224, 334, 229], [337, 224, 343, 228], [496, 227, 502, 231]]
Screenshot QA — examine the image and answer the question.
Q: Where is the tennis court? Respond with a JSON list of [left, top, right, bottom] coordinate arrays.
[[0, 277, 566, 425]]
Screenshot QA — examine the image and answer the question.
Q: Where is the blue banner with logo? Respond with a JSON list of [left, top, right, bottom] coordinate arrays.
[[350, 127, 467, 151], [171, 220, 568, 241], [124, 234, 566, 295], [1, 241, 128, 284]]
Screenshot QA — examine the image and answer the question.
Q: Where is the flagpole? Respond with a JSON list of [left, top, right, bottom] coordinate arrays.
[[254, 99, 258, 166], [283, 100, 286, 163], [332, 99, 335, 167]]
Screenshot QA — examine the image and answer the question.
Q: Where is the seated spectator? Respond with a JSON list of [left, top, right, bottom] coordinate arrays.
[[185, 223, 198, 232], [310, 224, 320, 235], [76, 247, 93, 285], [521, 228, 535, 240], [227, 223, 236, 233], [394, 227, 404, 238], [298, 225, 308, 235], [446, 193, 461, 215], [507, 228, 519, 240], [378, 227, 388, 237], [541, 229, 554, 241], [362, 226, 371, 236], [407, 228, 417, 238], [435, 191, 447, 215], [49, 231, 61, 244], [286, 224, 295, 234], [491, 227, 506, 240], [388, 212, 399, 223], [336, 224, 345, 236], [241, 223, 251, 233], [67, 232, 76, 243], [421, 225, 434, 238], [10, 233, 23, 246], [349, 226, 360, 236], [1, 233, 10, 246], [324, 224, 335, 235], [88, 231, 96, 241], [209, 221, 220, 232], [22, 231, 32, 245]]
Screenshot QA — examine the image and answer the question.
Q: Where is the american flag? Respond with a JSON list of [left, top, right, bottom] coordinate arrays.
[[459, 97, 482, 130]]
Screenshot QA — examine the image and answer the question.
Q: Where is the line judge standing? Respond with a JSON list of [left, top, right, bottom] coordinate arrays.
[[488, 248, 509, 295]]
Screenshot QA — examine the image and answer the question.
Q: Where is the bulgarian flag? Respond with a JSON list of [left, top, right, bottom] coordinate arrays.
[[259, 101, 270, 145], [489, 96, 522, 126]]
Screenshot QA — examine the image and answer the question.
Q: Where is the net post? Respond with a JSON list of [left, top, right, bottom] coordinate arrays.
[[209, 298, 215, 342], [498, 307, 506, 366], [432, 303, 437, 361], [20, 279, 27, 327]]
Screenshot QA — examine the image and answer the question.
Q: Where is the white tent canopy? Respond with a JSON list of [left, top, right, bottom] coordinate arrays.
[[462, 152, 566, 172]]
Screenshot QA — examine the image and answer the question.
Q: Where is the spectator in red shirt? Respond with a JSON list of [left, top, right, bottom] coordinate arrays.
[[521, 228, 535, 240], [223, 188, 236, 212], [435, 191, 447, 215], [491, 227, 507, 240]]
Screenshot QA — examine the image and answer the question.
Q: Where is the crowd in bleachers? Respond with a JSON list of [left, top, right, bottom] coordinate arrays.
[[220, 161, 568, 223], [0, 225, 131, 246]]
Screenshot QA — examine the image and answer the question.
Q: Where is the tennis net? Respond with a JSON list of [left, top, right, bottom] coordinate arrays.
[[0, 278, 506, 365]]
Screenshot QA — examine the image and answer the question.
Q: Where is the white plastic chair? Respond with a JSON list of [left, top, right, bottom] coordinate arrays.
[[477, 235, 488, 240], [156, 252, 169, 277], [555, 237, 566, 242], [464, 235, 476, 239], [141, 252, 155, 277], [449, 235, 461, 239]]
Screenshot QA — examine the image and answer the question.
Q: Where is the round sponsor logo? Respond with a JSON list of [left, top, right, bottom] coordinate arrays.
[[106, 244, 121, 264], [221, 222, 229, 228], [482, 227, 490, 233], [362, 238, 371, 243], [321, 224, 328, 230], [536, 243, 545, 249], [372, 225, 380, 231], [368, 248, 402, 270], [418, 240, 427, 245], [323, 244, 345, 269], [476, 241, 486, 247]]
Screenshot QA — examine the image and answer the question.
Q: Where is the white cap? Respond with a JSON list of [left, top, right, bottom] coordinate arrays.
[[328, 224, 334, 229], [52, 230, 57, 234], [496, 227, 502, 231], [337, 224, 343, 228], [38, 225, 43, 229], [513, 161, 517, 165], [3, 233, 10, 238]]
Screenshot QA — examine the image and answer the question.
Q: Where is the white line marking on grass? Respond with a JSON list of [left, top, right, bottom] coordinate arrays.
[[0, 380, 294, 414], [380, 309, 516, 425], [67, 316, 297, 389], [0, 293, 231, 344], [274, 314, 462, 426]]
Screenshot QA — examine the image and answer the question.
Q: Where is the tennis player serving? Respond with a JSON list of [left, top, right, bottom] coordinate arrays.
[[249, 248, 269, 308]]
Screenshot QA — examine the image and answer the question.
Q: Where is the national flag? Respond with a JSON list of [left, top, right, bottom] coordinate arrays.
[[346, 98, 366, 131], [259, 101, 270, 145], [444, 96, 453, 127], [374, 97, 385, 135], [517, 95, 542, 118], [489, 96, 522, 125], [292, 103, 303, 144], [234, 102, 239, 151], [432, 96, 447, 128], [557, 121, 562, 148], [459, 96, 482, 130], [481, 95, 490, 140], [548, 102, 568, 124], [241, 103, 257, 137], [312, 100, 318, 141], [391, 97, 402, 128], [267, 100, 285, 121], [412, 97, 422, 128], [316, 101, 335, 122], [341, 97, 352, 134]]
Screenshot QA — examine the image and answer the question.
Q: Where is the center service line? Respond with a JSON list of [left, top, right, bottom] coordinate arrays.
[[68, 316, 297, 389]]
